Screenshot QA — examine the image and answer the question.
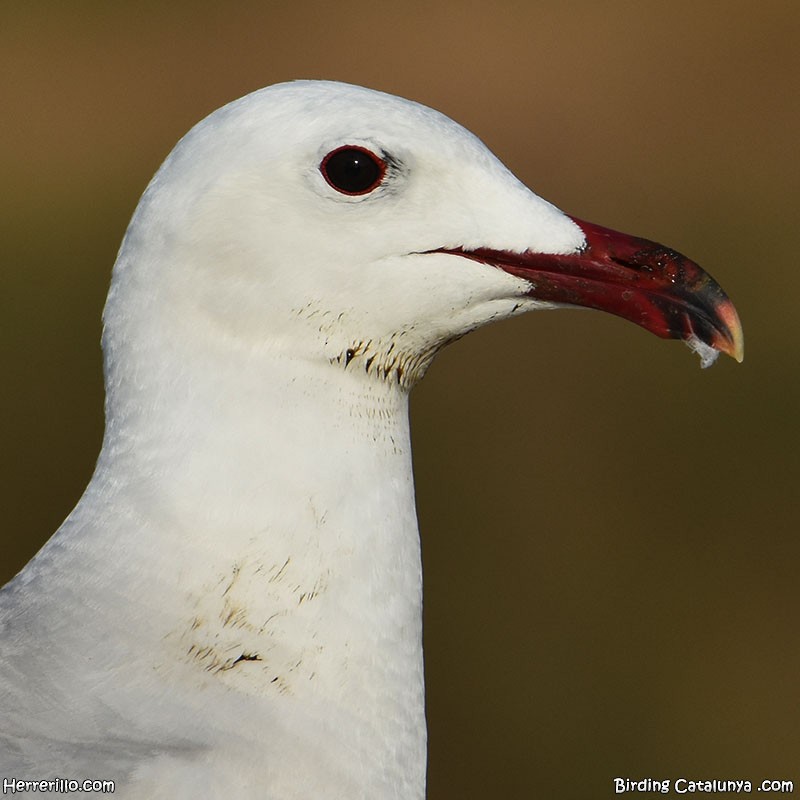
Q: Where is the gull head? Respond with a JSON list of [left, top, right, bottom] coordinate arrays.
[[105, 80, 742, 392]]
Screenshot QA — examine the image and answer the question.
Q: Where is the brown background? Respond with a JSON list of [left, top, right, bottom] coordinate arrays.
[[2, 2, 798, 797]]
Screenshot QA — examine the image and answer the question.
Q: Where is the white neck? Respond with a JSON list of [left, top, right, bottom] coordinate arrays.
[[60, 331, 427, 796]]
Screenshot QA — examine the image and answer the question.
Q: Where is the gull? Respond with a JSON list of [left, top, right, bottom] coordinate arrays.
[[0, 80, 743, 799]]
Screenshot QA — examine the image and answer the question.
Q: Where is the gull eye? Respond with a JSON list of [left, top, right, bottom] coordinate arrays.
[[320, 146, 386, 195]]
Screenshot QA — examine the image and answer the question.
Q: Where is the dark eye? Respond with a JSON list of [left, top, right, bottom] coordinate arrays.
[[320, 146, 386, 195]]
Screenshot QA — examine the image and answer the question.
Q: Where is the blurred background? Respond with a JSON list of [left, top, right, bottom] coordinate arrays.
[[1, 1, 798, 797]]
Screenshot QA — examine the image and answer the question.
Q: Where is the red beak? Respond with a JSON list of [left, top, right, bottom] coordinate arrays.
[[441, 216, 743, 364]]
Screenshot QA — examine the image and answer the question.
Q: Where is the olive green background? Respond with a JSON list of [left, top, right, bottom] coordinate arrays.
[[2, 2, 798, 797]]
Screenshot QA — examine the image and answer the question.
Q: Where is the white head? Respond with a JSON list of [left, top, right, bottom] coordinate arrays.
[[104, 81, 585, 393], [103, 79, 741, 413]]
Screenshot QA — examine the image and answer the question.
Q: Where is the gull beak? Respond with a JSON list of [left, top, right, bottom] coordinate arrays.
[[442, 216, 744, 364]]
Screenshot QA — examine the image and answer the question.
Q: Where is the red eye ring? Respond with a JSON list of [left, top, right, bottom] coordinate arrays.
[[320, 145, 387, 196]]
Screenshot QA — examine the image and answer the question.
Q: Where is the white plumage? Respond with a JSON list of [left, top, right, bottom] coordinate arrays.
[[0, 80, 741, 799]]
